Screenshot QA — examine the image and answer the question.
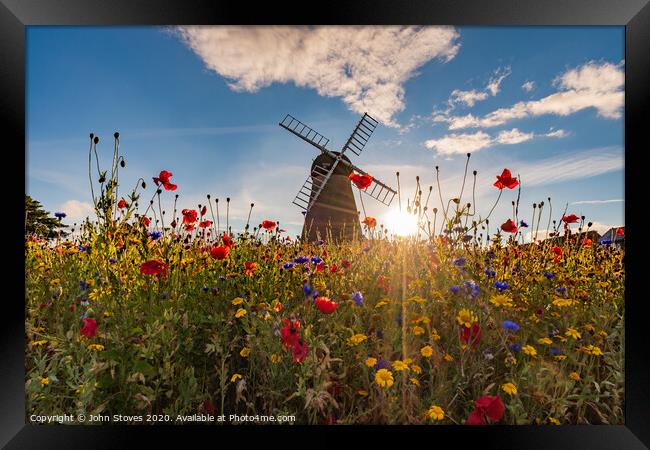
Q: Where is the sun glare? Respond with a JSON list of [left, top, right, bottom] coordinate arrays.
[[383, 209, 419, 237]]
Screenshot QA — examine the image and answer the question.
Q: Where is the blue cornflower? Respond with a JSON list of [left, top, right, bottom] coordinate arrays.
[[149, 231, 162, 240], [450, 285, 461, 294], [502, 320, 520, 332], [484, 269, 496, 278], [549, 346, 561, 356], [452, 257, 466, 267], [556, 287, 567, 295], [373, 359, 390, 370], [544, 272, 555, 279], [293, 256, 309, 264], [600, 240, 612, 245], [54, 212, 66, 219], [353, 291, 364, 307], [519, 220, 529, 227], [283, 262, 295, 270], [78, 245, 89, 252], [303, 284, 312, 297], [464, 280, 480, 298], [509, 342, 521, 353], [494, 281, 509, 292], [201, 286, 209, 293], [79, 280, 89, 291], [310, 256, 323, 265], [108, 258, 117, 264]]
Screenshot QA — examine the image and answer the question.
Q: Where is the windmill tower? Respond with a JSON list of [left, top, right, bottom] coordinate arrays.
[[279, 112, 397, 241]]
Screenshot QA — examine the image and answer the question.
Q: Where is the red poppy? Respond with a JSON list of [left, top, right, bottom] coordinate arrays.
[[199, 220, 212, 229], [261, 220, 277, 231], [201, 400, 215, 415], [184, 225, 195, 232], [341, 260, 351, 269], [280, 318, 300, 348], [315, 296, 338, 314], [329, 263, 338, 273], [139, 259, 168, 277], [182, 209, 198, 226], [315, 262, 325, 273], [562, 214, 579, 224], [292, 339, 309, 363], [582, 238, 592, 247], [500, 219, 517, 233], [141, 216, 151, 227], [348, 172, 373, 190], [80, 317, 98, 338], [244, 262, 257, 276], [466, 395, 505, 425], [210, 245, 230, 260], [362, 216, 377, 229], [551, 246, 563, 263], [153, 170, 177, 191], [616, 227, 624, 236], [117, 198, 128, 209], [274, 302, 282, 313], [222, 232, 234, 248], [493, 169, 519, 190], [460, 323, 482, 348], [200, 206, 207, 216]]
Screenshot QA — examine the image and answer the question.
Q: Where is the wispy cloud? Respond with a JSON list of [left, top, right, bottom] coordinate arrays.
[[437, 61, 624, 130], [59, 200, 95, 222], [177, 26, 460, 127], [571, 198, 624, 205], [521, 80, 535, 92]]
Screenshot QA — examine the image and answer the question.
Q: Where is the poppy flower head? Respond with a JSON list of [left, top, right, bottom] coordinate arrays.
[[117, 198, 128, 209], [141, 216, 151, 227], [616, 227, 624, 236], [153, 170, 177, 191], [315, 296, 338, 314], [244, 262, 257, 276], [210, 245, 230, 260], [460, 323, 482, 348], [280, 318, 300, 348], [562, 214, 579, 224], [494, 169, 519, 190], [182, 209, 198, 226], [467, 395, 505, 425], [199, 220, 212, 229], [362, 217, 377, 229], [349, 172, 373, 190], [80, 317, 98, 338], [139, 259, 168, 277], [261, 220, 277, 231], [292, 339, 309, 363], [222, 232, 234, 248], [500, 219, 517, 233]]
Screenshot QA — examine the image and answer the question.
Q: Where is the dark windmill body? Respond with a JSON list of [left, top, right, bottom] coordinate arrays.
[[279, 113, 397, 241]]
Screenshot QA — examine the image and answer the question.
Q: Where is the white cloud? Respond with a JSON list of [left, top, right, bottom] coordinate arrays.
[[521, 80, 535, 92], [176, 26, 460, 126], [545, 129, 569, 138], [60, 200, 95, 221], [439, 61, 624, 130], [495, 128, 534, 145], [424, 131, 493, 155], [486, 66, 511, 96], [449, 89, 489, 107], [571, 198, 624, 205]]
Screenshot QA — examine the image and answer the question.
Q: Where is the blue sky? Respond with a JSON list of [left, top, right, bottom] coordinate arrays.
[[26, 26, 624, 238]]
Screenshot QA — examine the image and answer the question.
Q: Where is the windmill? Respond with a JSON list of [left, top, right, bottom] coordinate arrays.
[[279, 112, 397, 241]]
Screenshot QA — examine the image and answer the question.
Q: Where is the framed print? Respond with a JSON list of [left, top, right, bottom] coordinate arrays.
[[2, 0, 649, 448]]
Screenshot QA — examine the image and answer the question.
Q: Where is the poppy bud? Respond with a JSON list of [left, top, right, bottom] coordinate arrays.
[[396, 171, 399, 176], [435, 166, 439, 171], [512, 201, 515, 205], [99, 175, 106, 183], [416, 176, 420, 181], [120, 160, 125, 168], [207, 194, 211, 199], [114, 132, 119, 139], [486, 219, 489, 225], [533, 203, 537, 208], [93, 136, 99, 144], [150, 200, 154, 204], [432, 208, 438, 213], [90, 133, 94, 139], [466, 152, 471, 158], [141, 181, 146, 189], [175, 194, 179, 198], [473, 170, 477, 176], [581, 215, 585, 220], [251, 203, 254, 207], [588, 222, 593, 227], [227, 198, 230, 202], [157, 188, 162, 194]]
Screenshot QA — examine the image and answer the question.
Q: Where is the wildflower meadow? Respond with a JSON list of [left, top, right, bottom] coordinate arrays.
[[25, 133, 624, 425]]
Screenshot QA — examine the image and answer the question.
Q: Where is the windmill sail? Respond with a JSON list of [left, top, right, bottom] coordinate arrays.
[[350, 165, 397, 207], [292, 163, 340, 212], [340, 113, 378, 156], [279, 114, 330, 151]]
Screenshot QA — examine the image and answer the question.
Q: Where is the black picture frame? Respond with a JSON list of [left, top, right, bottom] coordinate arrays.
[[2, 1, 648, 448]]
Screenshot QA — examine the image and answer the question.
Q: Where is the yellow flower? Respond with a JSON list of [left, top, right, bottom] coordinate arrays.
[[49, 278, 60, 285], [231, 297, 244, 305], [375, 300, 389, 308], [40, 377, 49, 386], [490, 294, 514, 307], [32, 340, 49, 347], [347, 333, 368, 346], [426, 405, 445, 421], [392, 360, 409, 371], [505, 354, 517, 365], [565, 328, 581, 339], [443, 353, 454, 362], [431, 331, 441, 341], [103, 311, 113, 317], [552, 297, 575, 308], [456, 308, 478, 328], [375, 369, 394, 388], [234, 308, 247, 318], [522, 345, 537, 357], [239, 347, 250, 357], [548, 417, 561, 425], [410, 378, 420, 386], [230, 373, 242, 383], [365, 357, 377, 368], [403, 357, 414, 365], [583, 324, 595, 332], [410, 364, 422, 374], [409, 295, 426, 304], [271, 354, 282, 363], [357, 389, 369, 397], [537, 337, 553, 345], [87, 344, 105, 351], [579, 345, 603, 356], [412, 326, 425, 336], [501, 382, 517, 396], [554, 355, 567, 361], [420, 345, 434, 357], [569, 372, 581, 381]]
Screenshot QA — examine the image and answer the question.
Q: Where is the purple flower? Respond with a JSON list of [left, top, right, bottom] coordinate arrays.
[[108, 258, 117, 264], [502, 320, 520, 332], [556, 286, 567, 295], [452, 257, 466, 267], [79, 280, 89, 291], [544, 272, 555, 279], [549, 346, 561, 356], [55, 212, 66, 219], [353, 291, 364, 307], [283, 262, 294, 270], [310, 256, 323, 265], [519, 220, 528, 228], [494, 281, 509, 292], [149, 231, 162, 240], [373, 359, 390, 370], [450, 285, 461, 294], [484, 269, 496, 278], [293, 256, 309, 264], [509, 342, 521, 353]]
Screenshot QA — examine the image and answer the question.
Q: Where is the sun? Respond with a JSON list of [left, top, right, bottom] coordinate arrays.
[[383, 209, 419, 237]]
